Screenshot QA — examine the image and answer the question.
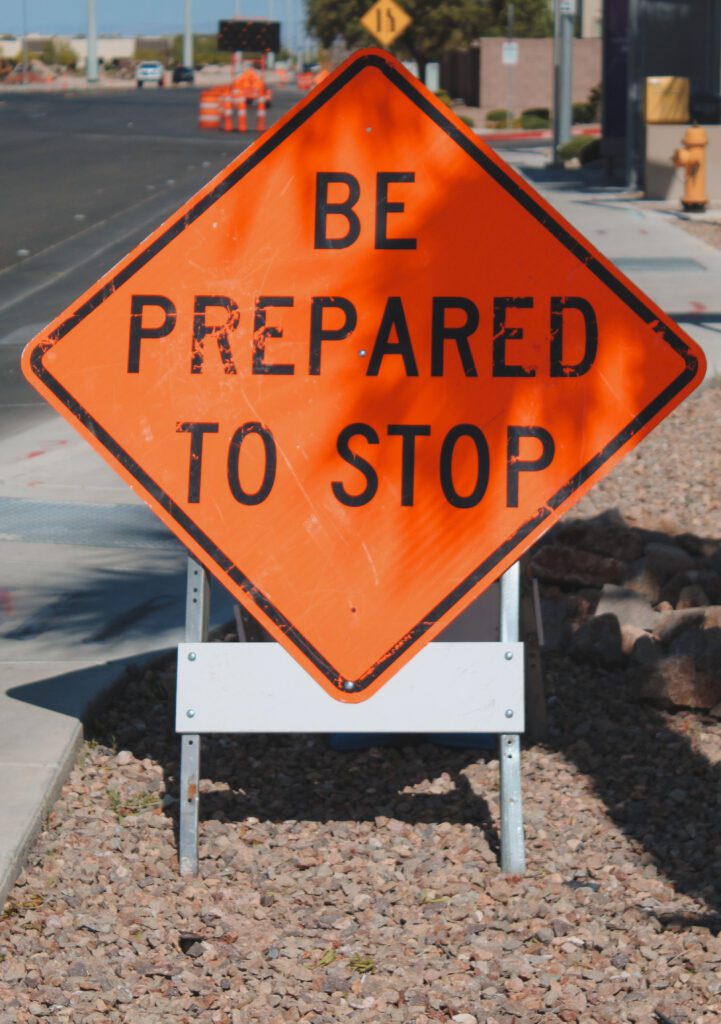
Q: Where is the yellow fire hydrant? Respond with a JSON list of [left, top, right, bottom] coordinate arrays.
[[672, 124, 709, 211]]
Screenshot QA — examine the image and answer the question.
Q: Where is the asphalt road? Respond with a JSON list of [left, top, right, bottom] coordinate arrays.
[[0, 85, 300, 439]]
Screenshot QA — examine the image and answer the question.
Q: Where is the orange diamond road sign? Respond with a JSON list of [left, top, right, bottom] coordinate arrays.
[[22, 50, 705, 702], [361, 0, 411, 47]]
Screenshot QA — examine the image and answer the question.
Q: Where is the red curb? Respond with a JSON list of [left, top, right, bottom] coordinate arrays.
[[477, 125, 601, 143]]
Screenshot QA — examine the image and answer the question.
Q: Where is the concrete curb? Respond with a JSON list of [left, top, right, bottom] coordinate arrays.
[[0, 718, 82, 910]]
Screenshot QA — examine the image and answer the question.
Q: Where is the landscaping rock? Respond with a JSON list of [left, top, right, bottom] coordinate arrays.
[[653, 608, 705, 644], [569, 614, 624, 667], [594, 584, 659, 631], [676, 583, 710, 608], [644, 541, 696, 584], [639, 654, 721, 709], [530, 544, 623, 588]]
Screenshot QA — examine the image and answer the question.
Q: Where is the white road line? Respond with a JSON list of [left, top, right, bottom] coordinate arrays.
[[0, 191, 186, 318]]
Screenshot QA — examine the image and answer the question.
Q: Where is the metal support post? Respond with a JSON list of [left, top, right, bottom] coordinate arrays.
[[86, 0, 98, 85], [183, 0, 193, 71], [179, 557, 210, 876], [499, 561, 525, 874], [558, 5, 574, 149], [625, 0, 641, 191], [506, 3, 515, 128], [21, 0, 28, 87], [552, 0, 561, 161]]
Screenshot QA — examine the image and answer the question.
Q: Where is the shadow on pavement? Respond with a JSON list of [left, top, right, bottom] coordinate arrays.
[[1, 562, 234, 645], [5, 649, 173, 719]]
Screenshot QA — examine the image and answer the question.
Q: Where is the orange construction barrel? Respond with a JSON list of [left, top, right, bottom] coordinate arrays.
[[198, 90, 220, 130]]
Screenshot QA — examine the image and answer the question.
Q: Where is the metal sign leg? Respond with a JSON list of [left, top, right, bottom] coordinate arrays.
[[179, 557, 210, 876], [499, 562, 526, 874], [179, 733, 200, 876]]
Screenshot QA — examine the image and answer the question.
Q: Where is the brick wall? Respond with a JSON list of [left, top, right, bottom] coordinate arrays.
[[478, 37, 601, 116]]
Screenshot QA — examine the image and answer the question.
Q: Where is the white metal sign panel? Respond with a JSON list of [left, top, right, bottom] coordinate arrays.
[[176, 641, 524, 734], [502, 41, 519, 65]]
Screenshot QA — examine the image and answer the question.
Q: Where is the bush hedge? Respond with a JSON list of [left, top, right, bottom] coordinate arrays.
[[520, 113, 550, 129], [556, 134, 597, 161]]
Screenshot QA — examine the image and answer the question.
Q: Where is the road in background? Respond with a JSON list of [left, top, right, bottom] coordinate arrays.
[[0, 86, 305, 895], [0, 86, 300, 438]]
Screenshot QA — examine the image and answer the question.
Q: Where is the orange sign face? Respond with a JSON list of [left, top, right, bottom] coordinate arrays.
[[22, 50, 705, 702]]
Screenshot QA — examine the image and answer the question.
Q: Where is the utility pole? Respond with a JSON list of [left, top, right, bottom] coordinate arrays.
[[86, 0, 98, 84], [285, 0, 292, 58], [553, 0, 574, 161], [626, 0, 641, 190], [21, 0, 28, 86], [183, 0, 193, 68], [506, 3, 515, 128]]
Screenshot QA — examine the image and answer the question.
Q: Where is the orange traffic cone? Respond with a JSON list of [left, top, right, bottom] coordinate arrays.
[[222, 91, 233, 132], [256, 94, 267, 133], [238, 94, 247, 132]]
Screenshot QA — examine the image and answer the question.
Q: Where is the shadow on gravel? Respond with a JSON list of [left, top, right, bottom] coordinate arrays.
[[544, 650, 721, 918], [535, 510, 721, 921], [196, 733, 500, 850], [7, 513, 721, 917], [85, 669, 502, 855]]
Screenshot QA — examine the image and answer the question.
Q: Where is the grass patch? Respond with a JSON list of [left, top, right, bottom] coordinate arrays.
[[108, 789, 160, 820], [2, 894, 44, 919], [349, 953, 375, 974]]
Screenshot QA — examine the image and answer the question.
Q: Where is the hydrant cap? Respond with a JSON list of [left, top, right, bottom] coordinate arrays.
[[683, 125, 709, 147]]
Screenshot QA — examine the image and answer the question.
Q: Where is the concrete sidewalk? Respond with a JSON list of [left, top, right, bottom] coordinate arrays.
[[0, 416, 233, 906], [1, 140, 719, 909]]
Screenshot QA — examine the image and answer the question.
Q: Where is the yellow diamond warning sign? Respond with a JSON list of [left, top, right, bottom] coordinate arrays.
[[361, 0, 411, 47], [22, 51, 705, 702]]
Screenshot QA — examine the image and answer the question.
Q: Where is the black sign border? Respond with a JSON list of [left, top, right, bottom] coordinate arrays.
[[30, 52, 701, 694]]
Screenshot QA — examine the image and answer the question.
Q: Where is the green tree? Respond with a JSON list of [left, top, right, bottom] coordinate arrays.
[[484, 0, 552, 37], [307, 0, 552, 74], [41, 38, 78, 68], [169, 34, 232, 66], [41, 39, 56, 65], [54, 43, 78, 68], [400, 0, 490, 78], [307, 0, 489, 80]]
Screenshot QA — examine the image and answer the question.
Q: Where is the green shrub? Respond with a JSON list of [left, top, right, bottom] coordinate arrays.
[[435, 88, 452, 108], [556, 134, 596, 161], [573, 101, 594, 124], [522, 107, 550, 121], [578, 137, 601, 164], [458, 114, 476, 128], [486, 108, 509, 123], [520, 112, 550, 129]]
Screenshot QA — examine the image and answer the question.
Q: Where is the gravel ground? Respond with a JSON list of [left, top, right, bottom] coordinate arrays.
[[2, 388, 721, 1024], [671, 215, 721, 253]]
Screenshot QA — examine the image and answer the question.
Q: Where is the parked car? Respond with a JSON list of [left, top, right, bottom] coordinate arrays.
[[172, 65, 194, 85], [135, 61, 164, 88]]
